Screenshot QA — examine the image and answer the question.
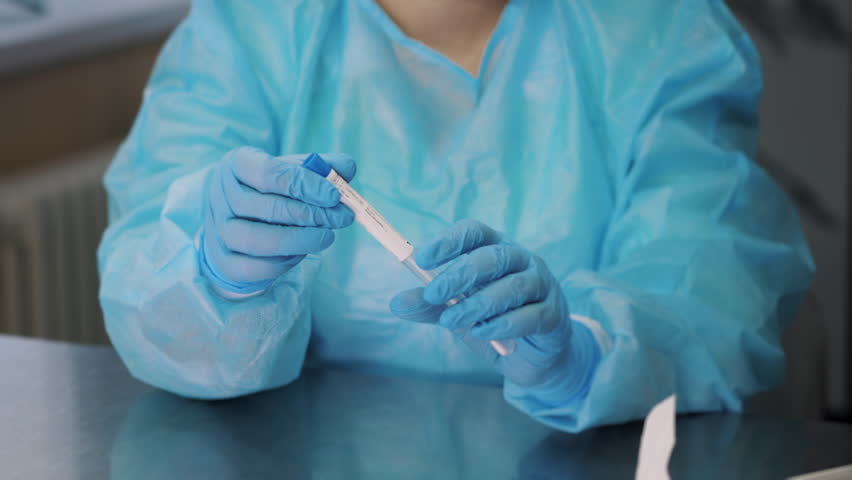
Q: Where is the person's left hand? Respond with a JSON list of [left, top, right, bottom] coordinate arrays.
[[390, 220, 600, 398]]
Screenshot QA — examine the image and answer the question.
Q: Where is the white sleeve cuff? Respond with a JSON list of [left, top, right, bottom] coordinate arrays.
[[570, 313, 613, 355]]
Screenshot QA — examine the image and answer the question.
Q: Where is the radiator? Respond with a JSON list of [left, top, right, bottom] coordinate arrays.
[[0, 145, 115, 344]]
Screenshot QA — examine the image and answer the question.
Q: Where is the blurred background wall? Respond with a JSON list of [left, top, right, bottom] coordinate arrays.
[[0, 0, 187, 344], [0, 0, 849, 421]]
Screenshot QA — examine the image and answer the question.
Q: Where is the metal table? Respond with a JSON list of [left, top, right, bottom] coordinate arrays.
[[1, 334, 851, 479]]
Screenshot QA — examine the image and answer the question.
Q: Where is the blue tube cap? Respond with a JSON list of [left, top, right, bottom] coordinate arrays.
[[302, 153, 332, 177]]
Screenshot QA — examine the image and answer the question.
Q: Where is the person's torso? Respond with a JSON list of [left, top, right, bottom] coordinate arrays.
[[247, 0, 625, 383]]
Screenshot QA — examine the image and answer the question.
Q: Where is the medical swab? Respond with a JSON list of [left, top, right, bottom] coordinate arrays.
[[302, 153, 515, 356]]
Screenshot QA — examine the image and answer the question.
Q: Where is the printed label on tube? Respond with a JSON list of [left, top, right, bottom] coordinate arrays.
[[326, 170, 414, 261]]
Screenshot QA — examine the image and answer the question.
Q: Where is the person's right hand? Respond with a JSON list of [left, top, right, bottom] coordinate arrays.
[[200, 148, 356, 297]]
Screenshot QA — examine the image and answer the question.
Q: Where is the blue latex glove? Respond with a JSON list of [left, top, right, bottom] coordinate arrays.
[[200, 148, 356, 296], [391, 220, 601, 402]]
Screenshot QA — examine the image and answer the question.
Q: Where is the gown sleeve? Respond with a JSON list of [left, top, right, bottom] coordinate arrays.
[[505, 0, 815, 431], [98, 1, 316, 399]]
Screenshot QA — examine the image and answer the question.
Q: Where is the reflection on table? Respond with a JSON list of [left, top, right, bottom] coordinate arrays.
[[110, 368, 852, 480], [2, 335, 851, 479]]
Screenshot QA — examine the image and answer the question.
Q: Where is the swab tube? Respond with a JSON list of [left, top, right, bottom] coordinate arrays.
[[302, 153, 515, 356]]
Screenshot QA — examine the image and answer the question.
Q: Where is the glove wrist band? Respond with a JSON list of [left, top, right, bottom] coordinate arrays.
[[516, 320, 603, 406], [198, 229, 271, 299]]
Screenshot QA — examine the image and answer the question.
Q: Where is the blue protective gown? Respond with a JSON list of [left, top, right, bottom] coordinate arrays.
[[98, 0, 815, 431]]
